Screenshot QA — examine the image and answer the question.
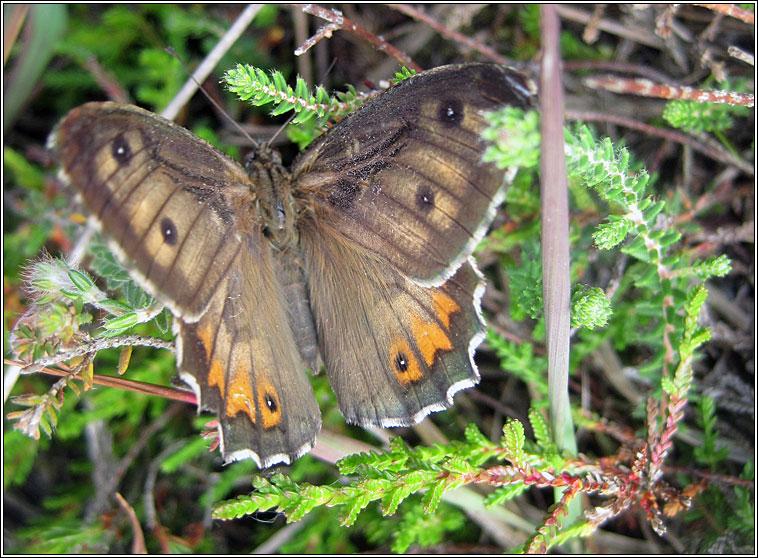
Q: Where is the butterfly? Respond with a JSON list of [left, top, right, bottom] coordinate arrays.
[[48, 63, 534, 467]]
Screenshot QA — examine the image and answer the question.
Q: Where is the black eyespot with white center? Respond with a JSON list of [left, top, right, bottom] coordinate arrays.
[[111, 133, 132, 164], [416, 185, 435, 212], [394, 351, 409, 373], [439, 98, 463, 128], [265, 393, 278, 412], [160, 217, 177, 245]]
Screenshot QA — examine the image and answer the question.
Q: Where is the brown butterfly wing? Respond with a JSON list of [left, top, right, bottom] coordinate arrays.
[[51, 102, 247, 320], [300, 217, 484, 426], [294, 64, 533, 427], [294, 63, 534, 285], [51, 103, 320, 465], [177, 237, 321, 466]]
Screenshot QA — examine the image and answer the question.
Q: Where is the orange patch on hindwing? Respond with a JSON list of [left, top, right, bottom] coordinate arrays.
[[256, 377, 282, 428], [432, 290, 460, 330], [197, 323, 225, 397], [197, 323, 215, 360], [389, 288, 462, 386], [412, 316, 453, 367], [226, 365, 256, 424], [209, 359, 225, 397]]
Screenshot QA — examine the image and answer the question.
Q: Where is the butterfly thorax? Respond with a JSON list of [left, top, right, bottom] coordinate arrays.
[[245, 147, 297, 250]]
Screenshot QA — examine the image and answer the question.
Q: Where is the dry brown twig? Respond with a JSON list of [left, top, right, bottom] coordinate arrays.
[[694, 3, 755, 24], [4, 357, 197, 404], [115, 492, 147, 554], [84, 56, 130, 103], [295, 4, 422, 72], [583, 75, 754, 107], [388, 4, 512, 66], [728, 45, 754, 66]]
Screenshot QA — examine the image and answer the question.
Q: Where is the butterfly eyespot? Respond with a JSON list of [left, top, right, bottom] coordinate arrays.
[[111, 133, 132, 164], [394, 351, 409, 372], [160, 217, 178, 245], [416, 185, 435, 212], [264, 393, 278, 412], [257, 382, 282, 428], [439, 98, 463, 127], [390, 339, 423, 384]]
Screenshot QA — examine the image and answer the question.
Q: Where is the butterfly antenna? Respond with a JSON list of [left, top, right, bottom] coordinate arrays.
[[265, 113, 297, 149], [165, 46, 259, 148]]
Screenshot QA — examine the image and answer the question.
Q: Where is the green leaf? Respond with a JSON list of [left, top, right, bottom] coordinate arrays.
[[103, 313, 138, 331], [502, 418, 526, 466]]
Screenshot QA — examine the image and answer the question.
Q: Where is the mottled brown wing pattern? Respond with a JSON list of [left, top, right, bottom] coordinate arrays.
[[50, 103, 321, 465], [50, 102, 250, 320], [300, 217, 485, 426], [293, 64, 532, 428], [177, 233, 320, 467], [293, 63, 534, 285]]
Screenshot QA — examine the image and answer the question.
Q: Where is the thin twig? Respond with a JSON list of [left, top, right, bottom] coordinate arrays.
[[84, 56, 130, 103], [162, 4, 263, 121], [582, 4, 605, 43], [253, 518, 311, 554], [728, 45, 754, 66], [109, 403, 185, 513], [563, 60, 675, 84], [296, 4, 422, 72], [554, 5, 666, 50], [694, 3, 755, 24], [14, 335, 175, 375], [663, 465, 754, 487], [388, 4, 512, 65], [4, 357, 197, 404], [583, 75, 755, 107], [115, 492, 148, 554], [143, 439, 197, 533]]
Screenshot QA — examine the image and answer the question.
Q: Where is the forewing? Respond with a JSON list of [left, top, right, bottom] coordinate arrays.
[[50, 102, 251, 320], [293, 63, 533, 285]]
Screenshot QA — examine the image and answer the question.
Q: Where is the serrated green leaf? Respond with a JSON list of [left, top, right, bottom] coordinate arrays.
[[421, 479, 445, 513], [502, 418, 526, 464], [529, 408, 551, 450], [339, 494, 368, 527]]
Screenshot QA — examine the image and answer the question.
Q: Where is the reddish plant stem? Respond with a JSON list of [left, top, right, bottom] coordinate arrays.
[[4, 357, 197, 404], [694, 3, 755, 24], [584, 75, 754, 107]]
